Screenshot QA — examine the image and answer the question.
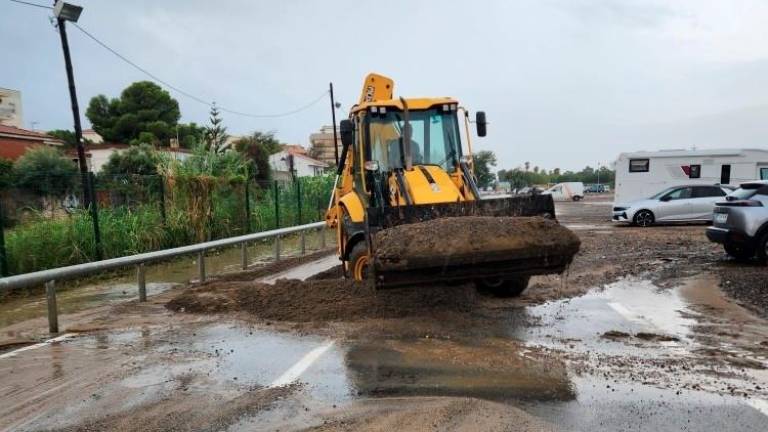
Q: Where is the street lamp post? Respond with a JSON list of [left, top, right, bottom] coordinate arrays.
[[54, 1, 91, 207], [597, 162, 601, 186]]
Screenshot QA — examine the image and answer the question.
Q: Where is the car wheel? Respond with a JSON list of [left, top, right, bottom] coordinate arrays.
[[572, 195, 582, 202], [757, 232, 768, 264], [633, 210, 655, 227], [348, 242, 370, 281], [724, 242, 755, 261], [476, 276, 531, 297]]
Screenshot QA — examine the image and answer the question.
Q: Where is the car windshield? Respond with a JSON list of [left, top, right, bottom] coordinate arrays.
[[728, 186, 760, 200], [367, 108, 461, 172]]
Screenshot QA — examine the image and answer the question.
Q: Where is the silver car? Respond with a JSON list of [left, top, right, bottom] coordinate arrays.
[[612, 184, 735, 227], [706, 180, 768, 262]]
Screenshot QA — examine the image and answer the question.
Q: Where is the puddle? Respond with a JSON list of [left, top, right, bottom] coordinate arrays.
[[517, 277, 708, 353], [344, 338, 576, 401]]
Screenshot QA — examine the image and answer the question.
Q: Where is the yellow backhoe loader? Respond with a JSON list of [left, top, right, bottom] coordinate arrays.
[[326, 73, 579, 296]]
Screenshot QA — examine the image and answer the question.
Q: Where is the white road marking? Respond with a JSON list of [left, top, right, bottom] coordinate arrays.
[[746, 399, 768, 417], [607, 302, 648, 326], [270, 340, 334, 387], [0, 334, 75, 360], [259, 255, 338, 284]]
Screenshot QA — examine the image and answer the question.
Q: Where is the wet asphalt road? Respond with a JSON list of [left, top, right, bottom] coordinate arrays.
[[1, 197, 768, 431]]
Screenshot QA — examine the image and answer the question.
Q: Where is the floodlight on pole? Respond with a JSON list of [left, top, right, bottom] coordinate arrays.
[[54, 1, 82, 22]]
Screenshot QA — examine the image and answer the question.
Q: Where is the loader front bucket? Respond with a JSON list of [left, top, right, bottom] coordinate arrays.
[[366, 196, 580, 288]]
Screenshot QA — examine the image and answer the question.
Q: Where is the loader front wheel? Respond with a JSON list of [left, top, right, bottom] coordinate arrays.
[[348, 242, 370, 282], [476, 276, 531, 297]]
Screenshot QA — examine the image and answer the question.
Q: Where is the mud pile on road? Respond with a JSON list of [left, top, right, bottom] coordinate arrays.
[[374, 216, 580, 272], [166, 278, 477, 322]]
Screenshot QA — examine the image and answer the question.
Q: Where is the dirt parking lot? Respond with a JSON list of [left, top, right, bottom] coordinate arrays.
[[1, 194, 768, 431]]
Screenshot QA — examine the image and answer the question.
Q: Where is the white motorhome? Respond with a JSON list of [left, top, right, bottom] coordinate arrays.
[[614, 148, 768, 204]]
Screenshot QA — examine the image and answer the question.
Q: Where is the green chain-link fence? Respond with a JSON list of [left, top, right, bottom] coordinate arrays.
[[0, 173, 334, 276]]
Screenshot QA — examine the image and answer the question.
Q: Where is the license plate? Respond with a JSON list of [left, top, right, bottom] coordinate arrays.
[[714, 213, 728, 224]]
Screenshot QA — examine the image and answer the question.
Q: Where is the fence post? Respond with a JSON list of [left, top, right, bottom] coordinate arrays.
[[296, 178, 302, 225], [158, 176, 167, 225], [244, 180, 251, 233], [273, 180, 280, 229], [274, 235, 281, 262], [320, 227, 326, 249], [46, 280, 59, 334], [241, 242, 248, 270], [88, 172, 103, 261], [300, 230, 306, 255], [137, 263, 147, 302], [197, 251, 206, 282], [0, 199, 8, 277]]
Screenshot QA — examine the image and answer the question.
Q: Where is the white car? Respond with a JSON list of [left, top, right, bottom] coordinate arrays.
[[542, 182, 585, 202], [612, 184, 735, 227]]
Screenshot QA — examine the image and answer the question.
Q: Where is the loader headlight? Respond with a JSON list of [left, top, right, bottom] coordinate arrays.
[[364, 161, 380, 171]]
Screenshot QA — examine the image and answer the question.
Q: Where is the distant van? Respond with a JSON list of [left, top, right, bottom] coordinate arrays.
[[542, 182, 585, 201]]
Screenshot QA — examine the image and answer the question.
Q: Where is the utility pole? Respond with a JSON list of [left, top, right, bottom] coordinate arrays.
[[329, 82, 339, 168], [54, 1, 90, 207]]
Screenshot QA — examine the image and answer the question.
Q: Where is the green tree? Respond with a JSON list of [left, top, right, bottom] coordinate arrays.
[[472, 150, 497, 189], [204, 104, 228, 153], [176, 123, 206, 148], [0, 158, 15, 189], [85, 81, 181, 145], [232, 132, 279, 182], [14, 147, 78, 197], [101, 144, 159, 177], [47, 129, 77, 147]]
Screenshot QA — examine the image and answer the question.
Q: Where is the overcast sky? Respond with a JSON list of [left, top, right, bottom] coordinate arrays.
[[3, 0, 768, 171]]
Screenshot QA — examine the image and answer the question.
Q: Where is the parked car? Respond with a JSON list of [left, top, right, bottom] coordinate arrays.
[[585, 184, 607, 193], [542, 182, 585, 201], [706, 180, 768, 262], [612, 184, 735, 226]]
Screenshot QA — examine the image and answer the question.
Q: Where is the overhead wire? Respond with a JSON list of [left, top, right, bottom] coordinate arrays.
[[8, 0, 329, 119], [8, 0, 51, 10]]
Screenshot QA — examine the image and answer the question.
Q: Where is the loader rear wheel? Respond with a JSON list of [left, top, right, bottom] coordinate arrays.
[[476, 276, 531, 297], [348, 242, 370, 282]]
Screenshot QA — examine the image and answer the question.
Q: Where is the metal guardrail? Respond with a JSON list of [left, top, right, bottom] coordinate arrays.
[[0, 221, 329, 334]]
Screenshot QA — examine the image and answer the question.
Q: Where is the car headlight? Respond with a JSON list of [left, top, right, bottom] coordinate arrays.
[[613, 206, 628, 212]]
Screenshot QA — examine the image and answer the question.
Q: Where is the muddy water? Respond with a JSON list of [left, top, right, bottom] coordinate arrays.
[[4, 266, 768, 431], [0, 230, 335, 329]]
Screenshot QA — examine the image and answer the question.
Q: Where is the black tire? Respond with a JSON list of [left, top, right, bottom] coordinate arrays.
[[633, 210, 655, 227], [348, 242, 370, 281], [724, 242, 755, 261], [476, 276, 531, 297], [756, 232, 768, 264], [572, 195, 582, 202]]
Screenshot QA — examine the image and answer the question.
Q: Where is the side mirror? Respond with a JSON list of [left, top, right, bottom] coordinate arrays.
[[660, 195, 671, 202], [339, 119, 354, 148], [475, 111, 487, 137]]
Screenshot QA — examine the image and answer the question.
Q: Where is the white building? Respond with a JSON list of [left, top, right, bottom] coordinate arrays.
[[614, 148, 768, 203], [269, 150, 329, 181], [82, 129, 103, 144], [84, 144, 191, 173], [0, 88, 23, 128]]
